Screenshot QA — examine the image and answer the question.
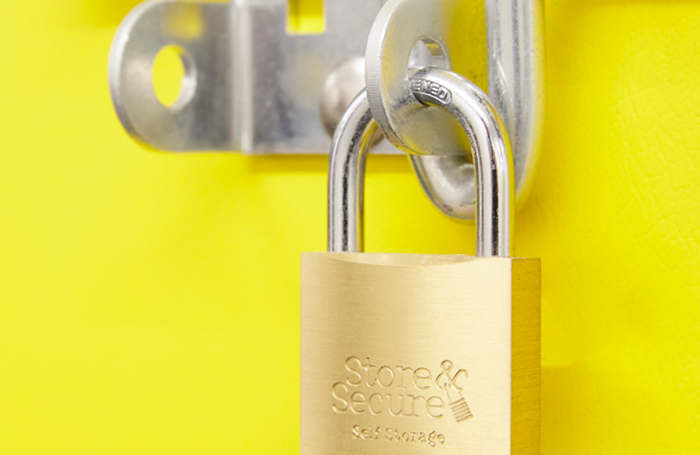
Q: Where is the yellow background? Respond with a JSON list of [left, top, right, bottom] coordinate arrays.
[[1, 0, 699, 453]]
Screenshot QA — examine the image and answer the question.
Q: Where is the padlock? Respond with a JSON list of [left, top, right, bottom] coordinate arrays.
[[301, 67, 540, 455]]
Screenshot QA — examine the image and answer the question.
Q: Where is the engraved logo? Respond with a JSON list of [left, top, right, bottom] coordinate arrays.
[[436, 360, 473, 422], [409, 79, 453, 104], [331, 357, 473, 424]]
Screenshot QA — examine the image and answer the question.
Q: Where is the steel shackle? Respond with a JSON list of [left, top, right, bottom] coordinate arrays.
[[328, 67, 515, 257]]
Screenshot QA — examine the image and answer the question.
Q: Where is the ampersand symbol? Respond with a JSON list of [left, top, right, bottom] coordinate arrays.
[[435, 360, 468, 393]]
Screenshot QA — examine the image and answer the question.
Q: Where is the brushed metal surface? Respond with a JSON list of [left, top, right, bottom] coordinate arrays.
[[108, 0, 399, 154], [301, 253, 540, 455], [108, 1, 234, 151]]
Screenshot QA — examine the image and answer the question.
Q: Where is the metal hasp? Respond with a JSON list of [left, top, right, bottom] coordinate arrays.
[[366, 0, 544, 219], [108, 0, 394, 154]]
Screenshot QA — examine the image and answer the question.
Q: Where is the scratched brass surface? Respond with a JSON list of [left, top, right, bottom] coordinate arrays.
[[301, 253, 540, 455]]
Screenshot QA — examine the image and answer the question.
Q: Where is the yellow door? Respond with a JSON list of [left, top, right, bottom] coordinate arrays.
[[1, 0, 698, 453]]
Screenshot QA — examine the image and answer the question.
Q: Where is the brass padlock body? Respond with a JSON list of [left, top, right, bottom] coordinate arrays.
[[301, 253, 540, 455]]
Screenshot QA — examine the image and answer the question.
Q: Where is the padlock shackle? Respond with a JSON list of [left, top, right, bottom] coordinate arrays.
[[327, 91, 378, 253], [328, 67, 514, 257]]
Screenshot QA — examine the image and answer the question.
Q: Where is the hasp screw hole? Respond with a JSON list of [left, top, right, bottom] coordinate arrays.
[[152, 45, 196, 109]]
